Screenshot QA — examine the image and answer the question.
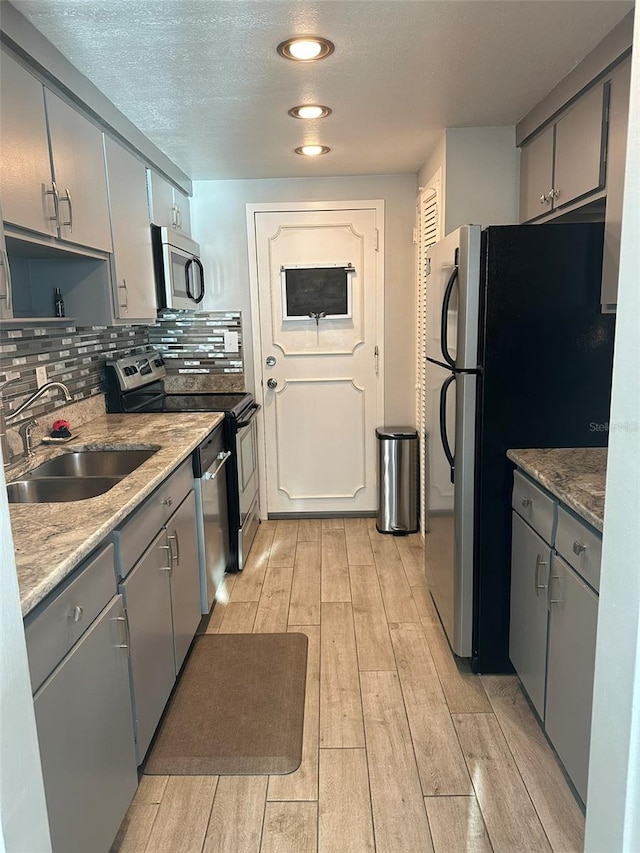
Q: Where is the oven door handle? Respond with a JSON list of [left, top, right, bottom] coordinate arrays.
[[202, 450, 231, 481], [236, 402, 261, 428]]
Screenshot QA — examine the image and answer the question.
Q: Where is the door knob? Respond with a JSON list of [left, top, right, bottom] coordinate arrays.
[[266, 356, 277, 366], [267, 378, 278, 389]]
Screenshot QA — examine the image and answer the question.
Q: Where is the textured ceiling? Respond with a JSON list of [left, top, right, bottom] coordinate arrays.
[[11, 0, 634, 180]]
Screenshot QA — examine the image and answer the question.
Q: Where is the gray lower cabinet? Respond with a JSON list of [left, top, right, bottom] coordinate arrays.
[[33, 595, 138, 853], [509, 468, 600, 803], [546, 553, 599, 803], [120, 527, 176, 763], [117, 482, 201, 763], [167, 490, 201, 673], [509, 512, 550, 719]]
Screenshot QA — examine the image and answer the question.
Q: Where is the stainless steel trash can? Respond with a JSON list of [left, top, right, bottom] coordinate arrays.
[[376, 427, 419, 535]]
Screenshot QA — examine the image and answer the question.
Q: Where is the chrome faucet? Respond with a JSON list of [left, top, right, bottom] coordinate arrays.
[[1, 381, 72, 467]]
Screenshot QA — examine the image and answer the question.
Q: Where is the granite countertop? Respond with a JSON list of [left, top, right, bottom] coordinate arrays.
[[507, 447, 607, 532], [8, 412, 224, 616]]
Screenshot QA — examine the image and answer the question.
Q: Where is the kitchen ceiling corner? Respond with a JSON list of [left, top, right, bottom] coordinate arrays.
[[10, 0, 634, 180]]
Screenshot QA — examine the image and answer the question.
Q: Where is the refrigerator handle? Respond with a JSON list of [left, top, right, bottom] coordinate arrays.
[[439, 373, 456, 483], [440, 265, 458, 369]]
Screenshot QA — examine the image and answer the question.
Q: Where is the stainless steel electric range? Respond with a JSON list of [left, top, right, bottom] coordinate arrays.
[[105, 351, 260, 574]]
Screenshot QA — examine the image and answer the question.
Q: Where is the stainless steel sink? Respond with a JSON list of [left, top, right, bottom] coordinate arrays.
[[25, 449, 157, 478], [7, 476, 123, 503]]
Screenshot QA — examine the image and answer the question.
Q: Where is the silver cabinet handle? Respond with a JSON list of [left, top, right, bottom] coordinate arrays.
[[572, 541, 587, 556], [539, 194, 548, 205], [549, 188, 560, 201], [69, 604, 83, 622], [267, 378, 278, 389], [521, 497, 532, 508], [167, 531, 179, 564], [161, 496, 173, 507], [113, 614, 130, 649], [118, 278, 129, 310], [59, 188, 73, 230], [44, 181, 60, 223], [534, 554, 548, 594], [548, 572, 561, 609]]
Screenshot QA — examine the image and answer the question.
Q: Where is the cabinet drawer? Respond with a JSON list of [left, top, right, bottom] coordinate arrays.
[[114, 458, 193, 577], [555, 506, 602, 592], [24, 543, 116, 693], [512, 470, 556, 544]]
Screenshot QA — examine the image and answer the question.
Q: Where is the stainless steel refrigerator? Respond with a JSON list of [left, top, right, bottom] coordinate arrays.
[[424, 222, 614, 672]]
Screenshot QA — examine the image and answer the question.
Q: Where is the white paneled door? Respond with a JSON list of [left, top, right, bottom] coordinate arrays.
[[252, 205, 383, 515]]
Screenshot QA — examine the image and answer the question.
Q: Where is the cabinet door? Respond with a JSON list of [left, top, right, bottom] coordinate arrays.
[[120, 528, 175, 763], [0, 51, 56, 237], [104, 135, 157, 322], [167, 490, 201, 672], [148, 169, 175, 227], [0, 216, 13, 319], [553, 83, 607, 210], [173, 186, 192, 236], [509, 512, 550, 718], [519, 124, 554, 222], [601, 59, 631, 309], [33, 595, 138, 853], [545, 554, 598, 803], [45, 89, 113, 252]]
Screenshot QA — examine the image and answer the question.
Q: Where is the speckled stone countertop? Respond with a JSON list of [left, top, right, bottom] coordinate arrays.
[[8, 412, 224, 616], [507, 448, 607, 532]]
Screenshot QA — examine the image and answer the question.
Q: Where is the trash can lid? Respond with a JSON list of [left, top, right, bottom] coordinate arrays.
[[376, 426, 418, 439]]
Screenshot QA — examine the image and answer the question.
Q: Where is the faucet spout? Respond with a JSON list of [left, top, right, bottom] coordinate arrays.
[[5, 381, 72, 425], [1, 381, 72, 468]]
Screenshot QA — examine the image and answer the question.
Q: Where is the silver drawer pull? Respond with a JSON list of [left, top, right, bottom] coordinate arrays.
[[161, 496, 173, 507], [69, 605, 83, 622], [521, 497, 532, 508], [572, 541, 587, 556]]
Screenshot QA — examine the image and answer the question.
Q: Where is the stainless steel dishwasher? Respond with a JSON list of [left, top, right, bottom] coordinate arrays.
[[193, 425, 232, 614]]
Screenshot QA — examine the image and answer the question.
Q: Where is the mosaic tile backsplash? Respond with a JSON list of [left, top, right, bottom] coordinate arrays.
[[0, 311, 245, 428]]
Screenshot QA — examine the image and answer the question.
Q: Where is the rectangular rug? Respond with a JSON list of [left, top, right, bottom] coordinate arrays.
[[143, 632, 308, 776]]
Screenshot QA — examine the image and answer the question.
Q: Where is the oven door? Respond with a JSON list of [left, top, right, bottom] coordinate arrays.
[[236, 408, 260, 568], [161, 240, 205, 310]]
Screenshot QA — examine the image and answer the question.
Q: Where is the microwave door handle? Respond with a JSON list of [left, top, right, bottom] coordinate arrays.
[[439, 373, 456, 483], [192, 256, 205, 303], [440, 265, 458, 368], [184, 257, 196, 301]]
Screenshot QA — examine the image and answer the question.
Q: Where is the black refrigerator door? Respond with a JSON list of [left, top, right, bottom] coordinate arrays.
[[472, 222, 615, 673]]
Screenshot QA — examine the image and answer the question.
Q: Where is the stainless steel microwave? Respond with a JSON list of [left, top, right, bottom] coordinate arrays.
[[152, 225, 205, 310]]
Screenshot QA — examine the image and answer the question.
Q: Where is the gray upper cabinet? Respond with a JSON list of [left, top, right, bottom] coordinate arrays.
[[44, 89, 113, 252], [519, 125, 554, 222], [0, 50, 57, 238], [104, 136, 157, 322], [147, 169, 192, 236], [520, 81, 608, 222], [0, 50, 113, 254]]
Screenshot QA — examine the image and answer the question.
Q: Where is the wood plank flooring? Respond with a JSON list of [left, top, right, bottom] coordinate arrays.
[[112, 518, 584, 853]]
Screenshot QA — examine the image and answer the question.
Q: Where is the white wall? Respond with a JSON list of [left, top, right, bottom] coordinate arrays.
[[585, 10, 640, 850], [192, 174, 418, 424], [417, 126, 519, 236], [0, 460, 51, 851]]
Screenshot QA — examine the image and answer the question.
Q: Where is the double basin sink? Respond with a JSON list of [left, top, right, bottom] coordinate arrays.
[[7, 449, 157, 504]]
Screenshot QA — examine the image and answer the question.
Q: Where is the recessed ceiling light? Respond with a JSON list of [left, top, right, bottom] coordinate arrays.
[[288, 104, 332, 120], [277, 37, 334, 62], [295, 145, 331, 157]]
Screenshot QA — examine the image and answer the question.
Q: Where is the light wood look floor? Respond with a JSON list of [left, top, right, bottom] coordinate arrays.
[[112, 518, 584, 853]]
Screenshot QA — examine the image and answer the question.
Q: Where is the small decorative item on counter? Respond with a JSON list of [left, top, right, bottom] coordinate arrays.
[[50, 418, 71, 438], [54, 287, 65, 317]]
